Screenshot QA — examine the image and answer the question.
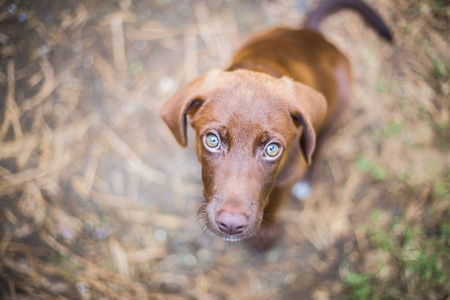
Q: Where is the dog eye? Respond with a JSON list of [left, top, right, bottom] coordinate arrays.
[[205, 133, 220, 149], [265, 143, 280, 157]]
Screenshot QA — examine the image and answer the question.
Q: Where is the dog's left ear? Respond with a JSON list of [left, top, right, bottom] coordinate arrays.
[[283, 78, 327, 165], [160, 70, 220, 147]]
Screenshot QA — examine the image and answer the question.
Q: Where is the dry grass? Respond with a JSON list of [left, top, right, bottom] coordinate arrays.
[[0, 0, 449, 299]]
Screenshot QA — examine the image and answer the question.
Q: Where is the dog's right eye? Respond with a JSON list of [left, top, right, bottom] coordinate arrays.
[[204, 133, 220, 150]]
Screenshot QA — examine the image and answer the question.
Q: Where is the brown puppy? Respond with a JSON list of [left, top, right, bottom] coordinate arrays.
[[160, 0, 392, 249]]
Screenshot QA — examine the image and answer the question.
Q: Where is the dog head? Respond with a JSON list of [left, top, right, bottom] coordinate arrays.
[[160, 69, 326, 241]]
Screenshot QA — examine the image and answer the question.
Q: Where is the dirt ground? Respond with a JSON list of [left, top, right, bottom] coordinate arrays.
[[0, 0, 449, 299]]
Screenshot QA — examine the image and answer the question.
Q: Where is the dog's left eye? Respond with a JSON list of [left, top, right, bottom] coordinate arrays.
[[265, 143, 280, 158], [205, 133, 220, 149]]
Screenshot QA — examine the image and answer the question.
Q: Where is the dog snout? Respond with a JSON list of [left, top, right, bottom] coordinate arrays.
[[216, 210, 249, 235]]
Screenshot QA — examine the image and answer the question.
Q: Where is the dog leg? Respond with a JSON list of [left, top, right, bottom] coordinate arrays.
[[249, 185, 291, 250], [293, 60, 352, 201]]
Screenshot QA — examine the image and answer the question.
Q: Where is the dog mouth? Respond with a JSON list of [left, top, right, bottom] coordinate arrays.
[[207, 223, 259, 242], [198, 193, 265, 242], [202, 207, 263, 242], [221, 236, 242, 242]]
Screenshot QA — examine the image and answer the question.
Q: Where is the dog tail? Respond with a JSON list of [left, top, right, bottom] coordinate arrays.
[[305, 0, 393, 42]]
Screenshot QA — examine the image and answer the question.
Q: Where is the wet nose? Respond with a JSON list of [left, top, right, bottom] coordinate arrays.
[[216, 210, 249, 235]]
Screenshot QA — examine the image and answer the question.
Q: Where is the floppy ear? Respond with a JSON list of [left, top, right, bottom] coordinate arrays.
[[160, 71, 219, 147], [283, 78, 328, 165]]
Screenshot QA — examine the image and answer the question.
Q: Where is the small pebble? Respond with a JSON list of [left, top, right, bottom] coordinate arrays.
[[83, 220, 94, 232], [154, 228, 167, 242], [62, 72, 73, 87], [197, 248, 212, 263], [83, 55, 94, 68], [18, 13, 27, 23], [59, 226, 76, 242], [76, 281, 90, 294], [37, 44, 49, 57], [7, 4, 17, 14], [183, 254, 197, 266], [292, 181, 311, 201], [159, 76, 175, 92], [94, 226, 110, 240], [19, 258, 28, 268], [0, 33, 9, 45], [284, 273, 297, 284], [134, 40, 147, 51]]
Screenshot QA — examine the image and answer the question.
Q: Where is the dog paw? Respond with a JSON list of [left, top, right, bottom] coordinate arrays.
[[292, 181, 311, 201], [248, 223, 279, 251]]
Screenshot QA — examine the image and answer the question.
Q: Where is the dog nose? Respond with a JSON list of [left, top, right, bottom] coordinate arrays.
[[216, 210, 249, 235]]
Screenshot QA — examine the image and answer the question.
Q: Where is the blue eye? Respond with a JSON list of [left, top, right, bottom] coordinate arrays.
[[205, 133, 220, 149], [265, 143, 280, 157]]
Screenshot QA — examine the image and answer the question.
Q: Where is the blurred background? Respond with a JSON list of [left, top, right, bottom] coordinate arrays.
[[0, 0, 448, 299]]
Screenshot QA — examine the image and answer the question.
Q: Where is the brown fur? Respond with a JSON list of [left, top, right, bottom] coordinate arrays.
[[160, 1, 390, 249]]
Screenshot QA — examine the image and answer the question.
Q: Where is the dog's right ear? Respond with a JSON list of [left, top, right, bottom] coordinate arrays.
[[282, 78, 327, 165], [160, 71, 219, 147]]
